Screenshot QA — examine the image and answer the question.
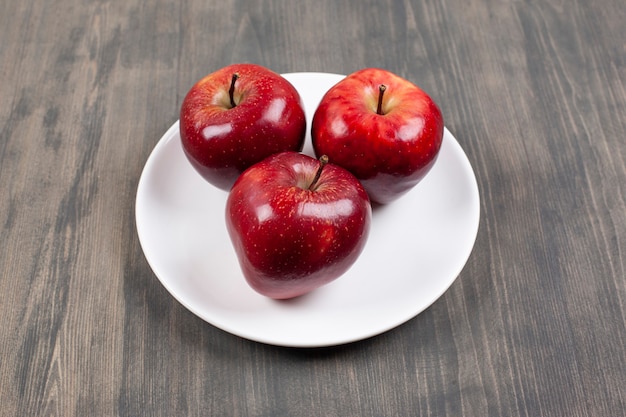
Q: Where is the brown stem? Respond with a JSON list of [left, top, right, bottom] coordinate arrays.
[[309, 155, 329, 191], [229, 73, 239, 108], [377, 84, 386, 115]]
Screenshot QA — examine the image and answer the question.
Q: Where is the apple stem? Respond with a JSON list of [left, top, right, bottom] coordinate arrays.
[[229, 73, 239, 108], [309, 155, 329, 191], [377, 84, 386, 115]]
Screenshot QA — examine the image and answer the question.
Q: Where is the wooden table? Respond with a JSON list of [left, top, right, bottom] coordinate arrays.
[[2, 0, 624, 415]]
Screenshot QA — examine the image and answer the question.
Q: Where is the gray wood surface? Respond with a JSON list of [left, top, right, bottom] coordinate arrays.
[[1, 0, 624, 415]]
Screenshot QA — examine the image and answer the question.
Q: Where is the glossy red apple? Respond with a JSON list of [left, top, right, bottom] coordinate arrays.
[[226, 151, 372, 300], [311, 68, 444, 204], [180, 63, 307, 191]]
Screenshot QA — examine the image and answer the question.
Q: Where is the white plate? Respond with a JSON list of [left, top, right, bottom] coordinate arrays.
[[135, 72, 480, 347]]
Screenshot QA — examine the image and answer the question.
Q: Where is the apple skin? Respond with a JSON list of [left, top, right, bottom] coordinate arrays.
[[226, 151, 372, 300], [180, 63, 307, 191], [311, 68, 444, 204]]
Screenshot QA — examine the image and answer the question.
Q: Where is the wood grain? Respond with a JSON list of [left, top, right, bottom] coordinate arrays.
[[1, 0, 624, 415]]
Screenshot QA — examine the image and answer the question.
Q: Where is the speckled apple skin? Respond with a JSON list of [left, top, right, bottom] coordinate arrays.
[[312, 68, 444, 204], [180, 64, 306, 191], [226, 152, 372, 300]]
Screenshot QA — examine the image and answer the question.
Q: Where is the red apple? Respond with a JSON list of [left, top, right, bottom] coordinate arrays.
[[226, 151, 372, 300], [180, 63, 307, 191], [311, 68, 444, 204]]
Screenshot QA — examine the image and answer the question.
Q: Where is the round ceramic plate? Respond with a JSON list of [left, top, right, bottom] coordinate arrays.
[[135, 72, 480, 347]]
